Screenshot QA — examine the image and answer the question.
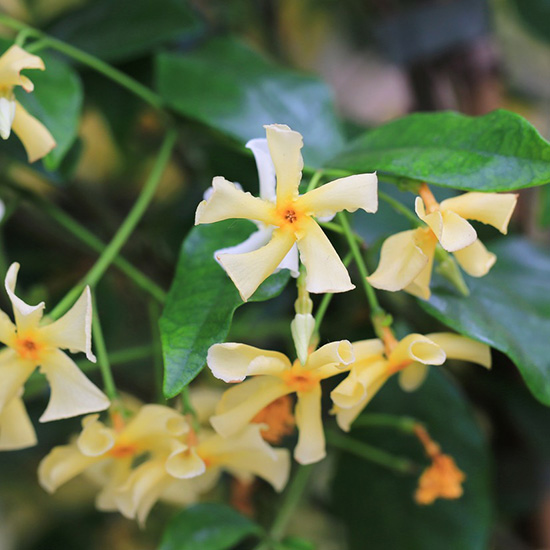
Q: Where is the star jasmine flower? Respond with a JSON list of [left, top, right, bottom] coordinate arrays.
[[0, 45, 56, 162], [195, 124, 378, 301], [367, 189, 518, 299], [0, 263, 109, 450], [331, 332, 491, 431]]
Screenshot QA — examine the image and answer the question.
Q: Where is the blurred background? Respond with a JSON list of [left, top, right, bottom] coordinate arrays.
[[0, 1, 549, 549]]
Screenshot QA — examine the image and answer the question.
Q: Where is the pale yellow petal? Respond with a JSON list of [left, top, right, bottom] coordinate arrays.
[[438, 210, 477, 252], [5, 262, 44, 332], [297, 218, 354, 294], [296, 173, 378, 218], [38, 349, 109, 422], [38, 443, 99, 493], [207, 342, 291, 383], [0, 348, 34, 412], [352, 339, 385, 361], [403, 229, 438, 300], [39, 286, 96, 362], [122, 404, 188, 442], [367, 229, 429, 292], [440, 192, 518, 234], [389, 334, 445, 370], [210, 377, 291, 438], [77, 414, 115, 456], [415, 197, 443, 240], [453, 239, 496, 277], [398, 362, 429, 392], [0, 45, 44, 91], [218, 228, 295, 301], [294, 385, 325, 464], [165, 445, 206, 479], [0, 394, 36, 450], [306, 340, 354, 372], [12, 101, 56, 163], [94, 459, 133, 512], [426, 333, 491, 369], [265, 124, 304, 203], [195, 176, 276, 226], [0, 309, 16, 346], [189, 386, 223, 425]]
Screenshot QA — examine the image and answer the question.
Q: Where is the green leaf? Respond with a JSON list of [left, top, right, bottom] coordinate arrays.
[[509, 0, 550, 43], [160, 220, 290, 398], [15, 53, 82, 170], [159, 503, 262, 550], [156, 37, 345, 167], [332, 370, 492, 550], [328, 110, 550, 191], [49, 0, 202, 62], [422, 237, 550, 405]]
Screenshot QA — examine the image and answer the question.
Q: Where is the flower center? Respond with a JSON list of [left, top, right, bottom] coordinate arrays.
[[14, 335, 43, 362], [252, 395, 295, 443], [281, 365, 319, 393], [276, 202, 306, 231], [108, 442, 139, 459], [284, 209, 297, 223]]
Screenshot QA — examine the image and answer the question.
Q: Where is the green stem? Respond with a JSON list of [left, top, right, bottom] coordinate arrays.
[[378, 190, 421, 227], [326, 430, 417, 474], [318, 221, 363, 243], [336, 212, 383, 317], [181, 386, 200, 432], [352, 413, 419, 434], [0, 16, 163, 110], [305, 170, 323, 193], [49, 129, 177, 319], [91, 291, 119, 402]]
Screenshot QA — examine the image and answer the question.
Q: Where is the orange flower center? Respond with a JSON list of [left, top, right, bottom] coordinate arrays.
[[252, 395, 295, 444], [281, 363, 319, 393], [108, 442, 139, 459], [14, 334, 43, 362], [276, 202, 306, 232]]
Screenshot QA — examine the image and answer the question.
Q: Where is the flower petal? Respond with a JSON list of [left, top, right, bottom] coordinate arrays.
[[39, 286, 96, 362], [77, 414, 115, 456], [0, 45, 44, 92], [5, 262, 45, 333], [195, 176, 276, 226], [0, 348, 34, 413], [440, 192, 518, 234], [246, 138, 276, 202], [453, 238, 496, 277], [165, 445, 206, 479], [0, 393, 36, 450], [297, 173, 378, 219], [404, 229, 438, 300], [122, 404, 188, 442], [398, 362, 429, 392], [218, 228, 296, 301], [426, 333, 491, 369], [297, 218, 354, 294], [438, 210, 477, 252], [294, 385, 325, 464], [210, 377, 290, 438], [207, 342, 291, 383], [38, 349, 109, 422], [12, 101, 56, 163], [389, 334, 446, 371], [0, 309, 16, 346], [352, 339, 385, 360], [367, 229, 429, 292], [307, 340, 354, 373], [265, 124, 304, 203]]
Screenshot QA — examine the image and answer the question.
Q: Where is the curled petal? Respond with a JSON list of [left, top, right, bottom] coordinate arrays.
[[195, 176, 276, 226], [440, 192, 518, 234], [297, 218, 354, 294], [453, 239, 496, 277], [38, 349, 109, 422], [12, 101, 56, 163], [122, 404, 189, 442], [389, 334, 445, 371], [0, 45, 44, 92], [165, 445, 206, 479], [246, 138, 276, 201], [307, 340, 354, 373], [426, 333, 491, 369], [398, 362, 429, 392], [403, 229, 437, 300], [77, 414, 115, 456], [207, 342, 290, 383], [265, 124, 304, 203], [296, 173, 378, 219], [0, 393, 36, 450], [0, 348, 34, 413], [39, 286, 96, 362], [352, 339, 385, 361], [219, 228, 296, 301], [294, 385, 325, 464], [5, 262, 44, 333]]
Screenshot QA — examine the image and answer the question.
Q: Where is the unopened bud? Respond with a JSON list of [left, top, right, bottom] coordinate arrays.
[[291, 313, 315, 365]]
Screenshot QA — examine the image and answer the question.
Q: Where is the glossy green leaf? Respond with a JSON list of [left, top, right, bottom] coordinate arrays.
[[332, 370, 492, 550], [49, 0, 202, 62], [156, 37, 345, 167], [12, 53, 82, 170], [160, 220, 290, 398], [422, 238, 550, 405], [159, 503, 262, 550], [328, 110, 550, 191]]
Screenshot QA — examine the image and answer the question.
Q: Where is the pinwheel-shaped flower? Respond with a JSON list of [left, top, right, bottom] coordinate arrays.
[[331, 332, 491, 431], [0, 263, 108, 450], [367, 189, 517, 299], [0, 45, 56, 162], [207, 339, 355, 464], [195, 124, 378, 301]]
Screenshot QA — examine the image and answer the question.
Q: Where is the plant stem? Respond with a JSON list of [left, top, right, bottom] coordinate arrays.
[[352, 413, 419, 434], [378, 190, 421, 227], [181, 386, 200, 432], [0, 15, 163, 110], [91, 291, 119, 402], [326, 430, 417, 474], [305, 170, 323, 193], [318, 221, 363, 243], [49, 129, 177, 319]]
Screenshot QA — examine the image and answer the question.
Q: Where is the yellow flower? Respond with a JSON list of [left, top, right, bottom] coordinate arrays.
[[0, 45, 56, 162], [331, 332, 491, 431], [368, 189, 518, 299], [206, 339, 355, 464], [0, 263, 109, 450], [195, 124, 378, 301]]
